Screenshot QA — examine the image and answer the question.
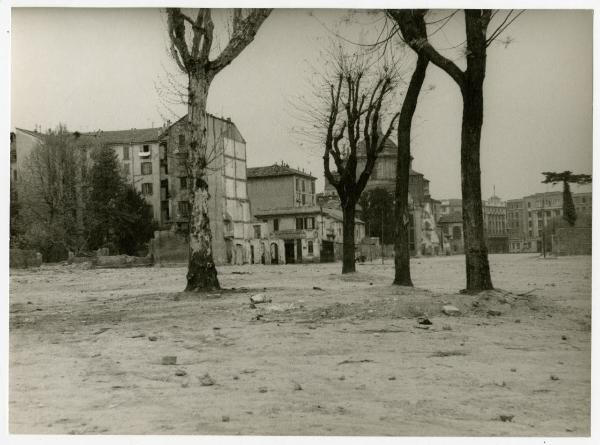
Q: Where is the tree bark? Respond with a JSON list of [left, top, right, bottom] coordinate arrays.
[[342, 202, 356, 274], [460, 73, 493, 292], [185, 73, 220, 291], [393, 54, 429, 287]]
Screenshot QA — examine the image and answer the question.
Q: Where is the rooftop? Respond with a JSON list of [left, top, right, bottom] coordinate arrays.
[[247, 164, 316, 180], [438, 211, 463, 224]]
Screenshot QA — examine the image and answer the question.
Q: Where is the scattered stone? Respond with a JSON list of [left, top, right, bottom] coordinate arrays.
[[561, 335, 567, 340], [175, 369, 187, 377], [93, 327, 110, 335], [91, 353, 101, 358], [550, 374, 560, 381], [221, 415, 230, 422], [27, 301, 32, 305], [515, 319, 521, 323], [233, 375, 239, 380], [258, 386, 268, 393], [487, 310, 502, 317], [417, 317, 432, 325], [249, 303, 256, 309], [312, 286, 324, 291], [130, 333, 145, 338], [498, 414, 514, 422], [293, 382, 303, 391], [510, 368, 517, 372], [161, 356, 177, 365], [442, 305, 460, 316], [388, 376, 396, 381], [199, 373, 215, 386], [148, 336, 157, 341], [254, 314, 263, 321], [213, 327, 221, 330], [369, 282, 373, 286], [566, 428, 574, 432], [472, 301, 480, 308], [250, 293, 271, 304], [415, 325, 430, 330]]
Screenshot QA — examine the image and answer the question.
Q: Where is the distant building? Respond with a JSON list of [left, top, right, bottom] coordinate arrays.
[[437, 211, 463, 254], [248, 163, 365, 262], [322, 134, 439, 256], [507, 190, 592, 253]]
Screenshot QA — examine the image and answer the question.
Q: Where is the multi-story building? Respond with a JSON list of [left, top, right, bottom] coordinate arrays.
[[507, 190, 592, 253], [158, 115, 253, 265], [248, 163, 365, 263], [437, 211, 464, 254], [322, 135, 439, 256]]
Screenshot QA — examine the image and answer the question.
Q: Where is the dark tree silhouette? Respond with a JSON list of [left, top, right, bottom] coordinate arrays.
[[387, 9, 523, 292], [166, 8, 271, 291], [321, 50, 399, 274], [542, 171, 592, 226]]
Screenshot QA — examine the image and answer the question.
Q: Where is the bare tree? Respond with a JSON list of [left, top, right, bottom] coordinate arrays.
[[542, 171, 592, 226], [166, 8, 271, 291], [387, 9, 524, 292], [318, 48, 399, 273]]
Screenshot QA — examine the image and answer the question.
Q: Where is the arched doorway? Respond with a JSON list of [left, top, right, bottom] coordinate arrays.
[[270, 243, 279, 265]]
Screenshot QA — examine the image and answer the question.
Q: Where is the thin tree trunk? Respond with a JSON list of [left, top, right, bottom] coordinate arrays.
[[460, 81, 493, 292], [393, 54, 428, 287], [185, 73, 220, 291], [342, 203, 356, 274]]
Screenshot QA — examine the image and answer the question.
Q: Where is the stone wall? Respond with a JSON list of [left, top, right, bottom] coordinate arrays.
[[554, 227, 592, 256], [10, 249, 43, 268]]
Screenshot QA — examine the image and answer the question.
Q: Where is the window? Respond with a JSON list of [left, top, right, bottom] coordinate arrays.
[[582, 197, 586, 203], [122, 163, 130, 176], [311, 181, 315, 194], [296, 178, 300, 191], [142, 183, 153, 195], [273, 218, 279, 231], [301, 181, 306, 192], [253, 225, 261, 238], [452, 226, 462, 240], [308, 241, 314, 254], [306, 217, 315, 229], [302, 194, 306, 205], [296, 218, 304, 230], [178, 201, 190, 217], [12, 169, 17, 181], [141, 162, 152, 175], [123, 146, 130, 160], [141, 145, 151, 155], [178, 134, 185, 149], [180, 177, 187, 189]]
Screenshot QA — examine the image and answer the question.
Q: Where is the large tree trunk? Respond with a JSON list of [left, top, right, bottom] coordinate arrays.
[[393, 54, 429, 287], [342, 202, 357, 274], [460, 79, 493, 292], [185, 73, 220, 291]]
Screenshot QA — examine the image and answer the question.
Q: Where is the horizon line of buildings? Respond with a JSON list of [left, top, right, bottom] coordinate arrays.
[[11, 118, 592, 262]]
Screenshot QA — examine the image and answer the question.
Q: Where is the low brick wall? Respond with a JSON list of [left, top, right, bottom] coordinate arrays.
[[10, 249, 42, 268], [554, 227, 592, 256]]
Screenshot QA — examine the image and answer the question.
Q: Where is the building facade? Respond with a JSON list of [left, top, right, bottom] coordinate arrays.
[[322, 136, 439, 256], [248, 164, 365, 263], [507, 190, 592, 253]]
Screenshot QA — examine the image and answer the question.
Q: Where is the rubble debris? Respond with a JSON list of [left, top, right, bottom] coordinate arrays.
[[313, 286, 324, 291], [250, 293, 271, 304], [258, 387, 268, 393], [498, 414, 514, 422], [249, 303, 256, 309], [161, 356, 177, 365], [199, 373, 215, 386], [293, 382, 303, 391], [417, 317, 432, 325], [388, 376, 396, 381], [415, 325, 430, 330], [130, 333, 145, 338], [442, 305, 460, 316], [550, 375, 560, 381], [175, 369, 187, 376], [510, 368, 517, 372], [148, 336, 158, 341], [561, 335, 567, 340], [338, 359, 373, 365], [487, 310, 502, 316]]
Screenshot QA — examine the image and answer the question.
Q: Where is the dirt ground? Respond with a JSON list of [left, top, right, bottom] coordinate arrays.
[[9, 254, 591, 436]]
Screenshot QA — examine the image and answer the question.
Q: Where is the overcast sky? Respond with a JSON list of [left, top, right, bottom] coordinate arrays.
[[10, 8, 593, 200]]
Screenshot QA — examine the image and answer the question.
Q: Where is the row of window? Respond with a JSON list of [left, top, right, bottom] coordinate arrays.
[[296, 217, 316, 230], [122, 145, 151, 160]]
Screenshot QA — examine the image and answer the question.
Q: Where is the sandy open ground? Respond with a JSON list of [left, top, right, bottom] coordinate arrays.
[[9, 254, 591, 436]]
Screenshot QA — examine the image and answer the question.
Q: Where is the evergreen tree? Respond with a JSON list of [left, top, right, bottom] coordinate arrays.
[[358, 188, 395, 244], [114, 186, 157, 255], [542, 171, 592, 227]]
